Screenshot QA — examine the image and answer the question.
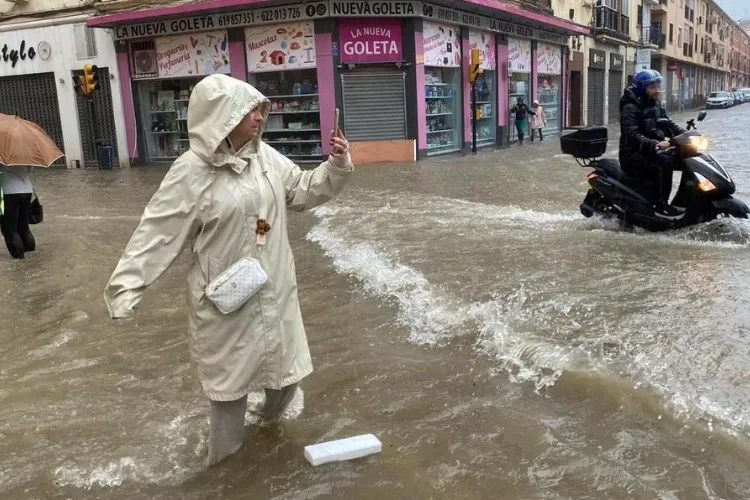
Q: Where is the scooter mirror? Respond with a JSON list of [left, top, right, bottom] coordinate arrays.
[[698, 111, 707, 121]]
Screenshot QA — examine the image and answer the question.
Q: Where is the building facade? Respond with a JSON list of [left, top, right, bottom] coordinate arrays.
[[0, 1, 130, 168], [86, 0, 587, 165]]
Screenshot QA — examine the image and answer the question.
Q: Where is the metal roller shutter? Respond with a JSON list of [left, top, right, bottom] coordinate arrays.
[[0, 72, 65, 166], [608, 70, 623, 123], [341, 70, 406, 141], [587, 68, 605, 126], [73, 66, 119, 167]]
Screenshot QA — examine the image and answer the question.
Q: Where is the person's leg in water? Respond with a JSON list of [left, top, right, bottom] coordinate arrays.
[[206, 384, 299, 467], [16, 193, 35, 252], [648, 153, 684, 219], [539, 127, 544, 142], [0, 194, 25, 259], [516, 119, 525, 144]]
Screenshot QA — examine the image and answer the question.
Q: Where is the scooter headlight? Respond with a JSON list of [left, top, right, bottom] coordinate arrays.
[[688, 135, 709, 153], [694, 172, 717, 192]]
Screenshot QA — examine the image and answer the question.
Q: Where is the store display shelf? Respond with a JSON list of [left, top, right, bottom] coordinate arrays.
[[267, 93, 319, 99], [425, 96, 454, 99], [476, 101, 491, 104], [478, 116, 494, 120], [427, 143, 455, 149], [426, 113, 453, 117], [427, 129, 453, 134], [269, 110, 320, 115]]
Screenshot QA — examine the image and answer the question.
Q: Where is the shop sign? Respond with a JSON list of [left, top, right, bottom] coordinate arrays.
[[154, 30, 231, 78], [537, 43, 561, 75], [423, 21, 461, 67], [468, 30, 495, 70], [508, 38, 531, 73], [667, 60, 677, 71], [420, 2, 567, 45], [245, 21, 316, 73], [589, 49, 606, 69], [113, 2, 328, 40], [1, 40, 36, 68], [339, 18, 402, 63], [330, 0, 418, 16], [635, 49, 651, 72], [610, 53, 624, 70]]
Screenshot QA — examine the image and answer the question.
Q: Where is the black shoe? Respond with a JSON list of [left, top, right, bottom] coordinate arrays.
[[653, 204, 685, 220]]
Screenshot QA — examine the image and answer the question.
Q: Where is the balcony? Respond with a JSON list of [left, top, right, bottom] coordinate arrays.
[[652, 0, 668, 15], [593, 5, 630, 41], [640, 25, 662, 48]]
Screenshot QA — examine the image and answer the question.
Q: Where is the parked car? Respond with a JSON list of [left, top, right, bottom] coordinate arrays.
[[734, 91, 744, 104], [741, 88, 750, 102], [706, 91, 732, 108]]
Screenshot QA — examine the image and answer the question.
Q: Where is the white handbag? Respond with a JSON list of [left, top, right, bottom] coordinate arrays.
[[205, 257, 267, 314], [203, 155, 271, 315]]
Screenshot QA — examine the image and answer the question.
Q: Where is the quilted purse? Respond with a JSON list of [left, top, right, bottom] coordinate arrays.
[[205, 257, 267, 314]]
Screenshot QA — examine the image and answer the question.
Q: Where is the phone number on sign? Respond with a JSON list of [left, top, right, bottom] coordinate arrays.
[[217, 7, 304, 27]]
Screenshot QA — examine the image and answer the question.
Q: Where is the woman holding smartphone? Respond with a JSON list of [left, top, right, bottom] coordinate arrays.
[[104, 74, 353, 466]]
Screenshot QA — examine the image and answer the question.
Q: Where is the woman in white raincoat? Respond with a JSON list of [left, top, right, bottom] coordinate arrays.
[[104, 74, 353, 466]]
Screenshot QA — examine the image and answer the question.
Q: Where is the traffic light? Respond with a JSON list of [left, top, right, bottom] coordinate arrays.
[[82, 64, 98, 95], [73, 74, 85, 95], [468, 48, 483, 83]]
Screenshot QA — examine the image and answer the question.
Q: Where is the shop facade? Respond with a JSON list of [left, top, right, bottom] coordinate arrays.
[[88, 1, 586, 165], [0, 19, 129, 168]]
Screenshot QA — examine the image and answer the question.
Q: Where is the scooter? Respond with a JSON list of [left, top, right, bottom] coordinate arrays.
[[561, 111, 749, 231]]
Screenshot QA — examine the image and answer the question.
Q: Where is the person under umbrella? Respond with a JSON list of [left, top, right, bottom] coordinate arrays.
[[0, 114, 63, 259]]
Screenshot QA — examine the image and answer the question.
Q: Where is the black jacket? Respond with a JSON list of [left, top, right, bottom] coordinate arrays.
[[618, 86, 685, 174]]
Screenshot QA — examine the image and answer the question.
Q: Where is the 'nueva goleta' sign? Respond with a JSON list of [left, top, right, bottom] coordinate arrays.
[[112, 0, 568, 45]]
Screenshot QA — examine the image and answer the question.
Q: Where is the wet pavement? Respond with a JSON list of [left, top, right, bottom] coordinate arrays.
[[3, 105, 750, 499]]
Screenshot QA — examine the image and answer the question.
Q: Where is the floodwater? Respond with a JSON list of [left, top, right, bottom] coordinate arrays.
[[3, 106, 750, 499]]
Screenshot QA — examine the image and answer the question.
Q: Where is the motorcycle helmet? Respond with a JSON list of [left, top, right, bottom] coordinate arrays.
[[632, 69, 663, 96]]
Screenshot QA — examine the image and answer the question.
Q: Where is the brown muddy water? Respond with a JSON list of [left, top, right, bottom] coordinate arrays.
[[3, 108, 750, 499]]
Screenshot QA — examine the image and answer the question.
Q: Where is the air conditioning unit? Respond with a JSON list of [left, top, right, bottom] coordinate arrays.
[[133, 49, 157, 75]]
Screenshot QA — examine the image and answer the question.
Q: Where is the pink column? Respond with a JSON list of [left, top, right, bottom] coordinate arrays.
[[531, 43, 539, 104], [415, 30, 426, 152], [116, 51, 137, 161], [463, 35, 471, 145], [228, 40, 247, 81], [561, 46, 568, 129], [497, 40, 508, 128], [315, 32, 335, 155]]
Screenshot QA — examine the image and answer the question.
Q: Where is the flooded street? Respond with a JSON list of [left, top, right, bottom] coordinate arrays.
[[4, 105, 750, 499]]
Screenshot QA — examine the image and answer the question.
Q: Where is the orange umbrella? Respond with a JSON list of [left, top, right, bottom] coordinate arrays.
[[0, 113, 64, 168]]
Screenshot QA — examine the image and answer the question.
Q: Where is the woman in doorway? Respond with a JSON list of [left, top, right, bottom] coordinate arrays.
[[511, 96, 535, 145], [529, 99, 547, 142]]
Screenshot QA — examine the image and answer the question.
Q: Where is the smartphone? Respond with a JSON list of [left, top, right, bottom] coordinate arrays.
[[334, 108, 340, 137]]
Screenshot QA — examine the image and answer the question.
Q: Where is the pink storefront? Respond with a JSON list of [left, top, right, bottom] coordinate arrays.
[[87, 1, 588, 165]]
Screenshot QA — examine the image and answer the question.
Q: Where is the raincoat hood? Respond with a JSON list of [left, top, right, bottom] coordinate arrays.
[[187, 74, 270, 168]]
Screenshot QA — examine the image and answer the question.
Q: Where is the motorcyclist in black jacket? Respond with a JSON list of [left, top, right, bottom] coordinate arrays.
[[619, 69, 686, 220]]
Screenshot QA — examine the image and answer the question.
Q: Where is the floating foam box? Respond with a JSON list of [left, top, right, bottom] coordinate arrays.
[[304, 434, 382, 466]]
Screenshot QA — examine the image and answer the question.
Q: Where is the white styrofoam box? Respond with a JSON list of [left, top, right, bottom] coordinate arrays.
[[304, 434, 382, 466]]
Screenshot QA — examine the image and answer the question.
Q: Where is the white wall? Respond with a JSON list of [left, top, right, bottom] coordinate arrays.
[[0, 21, 129, 168]]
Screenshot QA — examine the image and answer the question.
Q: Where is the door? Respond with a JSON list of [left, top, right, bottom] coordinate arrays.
[[587, 68, 605, 126], [569, 71, 582, 126], [608, 70, 623, 123], [0, 72, 65, 167], [73, 66, 120, 168], [341, 69, 406, 141]]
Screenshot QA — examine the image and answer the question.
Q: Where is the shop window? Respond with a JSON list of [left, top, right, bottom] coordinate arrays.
[[248, 69, 321, 162], [425, 67, 462, 153], [137, 79, 200, 161]]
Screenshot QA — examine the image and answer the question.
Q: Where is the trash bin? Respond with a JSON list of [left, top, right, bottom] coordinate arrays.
[[97, 142, 114, 170]]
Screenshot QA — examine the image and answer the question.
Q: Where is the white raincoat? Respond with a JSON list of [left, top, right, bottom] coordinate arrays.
[[104, 74, 353, 401]]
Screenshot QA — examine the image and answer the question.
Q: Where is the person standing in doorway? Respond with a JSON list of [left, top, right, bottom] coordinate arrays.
[[0, 165, 35, 259], [511, 96, 535, 145], [529, 99, 547, 142]]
